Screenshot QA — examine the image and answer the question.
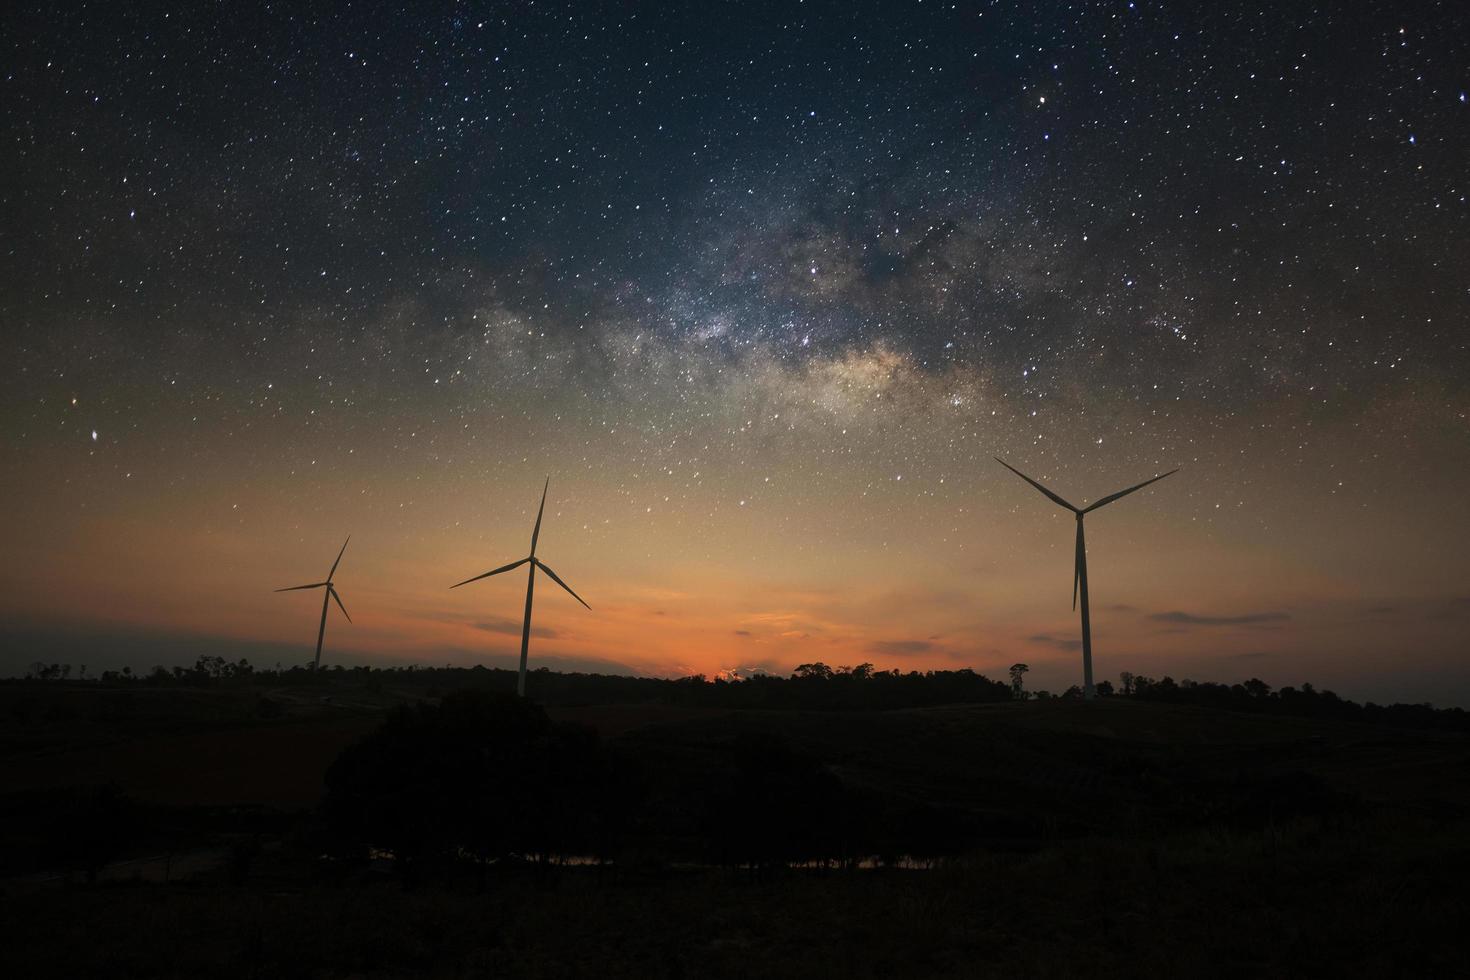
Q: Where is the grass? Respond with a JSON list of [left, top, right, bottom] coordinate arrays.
[[4, 816, 1466, 978]]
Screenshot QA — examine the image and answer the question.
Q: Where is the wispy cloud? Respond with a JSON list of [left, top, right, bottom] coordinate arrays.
[[472, 616, 557, 639], [1149, 611, 1290, 627], [1429, 597, 1470, 621], [1028, 633, 1082, 651], [867, 639, 936, 656], [422, 608, 558, 639]]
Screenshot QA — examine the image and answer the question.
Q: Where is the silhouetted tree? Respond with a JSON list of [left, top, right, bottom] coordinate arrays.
[[705, 733, 849, 870], [1242, 677, 1271, 699], [323, 690, 632, 879], [1009, 663, 1029, 700]]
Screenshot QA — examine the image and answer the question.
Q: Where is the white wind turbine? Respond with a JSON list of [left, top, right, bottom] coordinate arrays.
[[452, 478, 589, 697], [995, 459, 1178, 699], [274, 536, 352, 670]]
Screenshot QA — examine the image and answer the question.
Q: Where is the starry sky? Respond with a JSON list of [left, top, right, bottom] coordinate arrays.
[[3, 1, 1468, 704]]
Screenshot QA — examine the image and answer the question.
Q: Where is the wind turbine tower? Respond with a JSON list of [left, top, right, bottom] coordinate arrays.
[[452, 478, 590, 697], [274, 536, 353, 670], [995, 459, 1177, 699]]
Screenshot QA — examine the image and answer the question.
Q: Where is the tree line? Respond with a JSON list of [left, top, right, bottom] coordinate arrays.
[[1002, 664, 1469, 732], [19, 657, 1012, 710], [14, 656, 1469, 731]]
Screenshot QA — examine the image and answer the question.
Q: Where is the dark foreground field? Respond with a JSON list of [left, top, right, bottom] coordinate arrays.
[[1, 681, 1468, 978]]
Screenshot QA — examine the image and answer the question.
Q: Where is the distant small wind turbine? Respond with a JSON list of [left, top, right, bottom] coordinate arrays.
[[995, 458, 1178, 700], [452, 478, 589, 697], [274, 536, 352, 670]]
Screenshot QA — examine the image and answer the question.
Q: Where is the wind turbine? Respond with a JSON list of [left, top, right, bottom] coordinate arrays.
[[452, 478, 590, 697], [995, 458, 1178, 700], [274, 536, 352, 670]]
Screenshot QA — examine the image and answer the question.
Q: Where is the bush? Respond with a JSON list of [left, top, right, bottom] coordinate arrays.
[[322, 691, 634, 875], [704, 733, 852, 869]]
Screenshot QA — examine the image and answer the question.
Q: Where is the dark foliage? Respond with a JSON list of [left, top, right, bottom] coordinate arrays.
[[1127, 674, 1470, 732], [19, 658, 1469, 734], [322, 690, 635, 872], [681, 664, 1012, 711], [15, 660, 1013, 712], [703, 733, 851, 868]]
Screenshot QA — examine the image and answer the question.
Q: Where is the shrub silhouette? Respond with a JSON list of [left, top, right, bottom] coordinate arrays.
[[323, 690, 630, 875], [704, 733, 850, 869]]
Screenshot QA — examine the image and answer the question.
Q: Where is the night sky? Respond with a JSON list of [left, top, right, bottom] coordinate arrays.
[[3, 2, 1468, 704]]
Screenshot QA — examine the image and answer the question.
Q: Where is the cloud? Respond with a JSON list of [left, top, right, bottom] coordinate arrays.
[[714, 665, 772, 681], [1149, 611, 1290, 627], [867, 639, 936, 656], [1028, 633, 1083, 651], [423, 610, 556, 639], [1429, 597, 1470, 621], [471, 616, 558, 639], [733, 629, 752, 637]]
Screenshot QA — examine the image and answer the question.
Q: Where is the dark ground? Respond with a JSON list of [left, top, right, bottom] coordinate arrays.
[[1, 680, 1467, 977]]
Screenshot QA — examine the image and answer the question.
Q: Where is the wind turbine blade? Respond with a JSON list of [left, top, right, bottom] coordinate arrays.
[[529, 477, 549, 555], [450, 557, 530, 589], [274, 582, 327, 592], [1082, 468, 1180, 514], [1073, 522, 1083, 611], [533, 559, 590, 610], [328, 535, 351, 580], [994, 458, 1078, 513], [329, 586, 351, 623]]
